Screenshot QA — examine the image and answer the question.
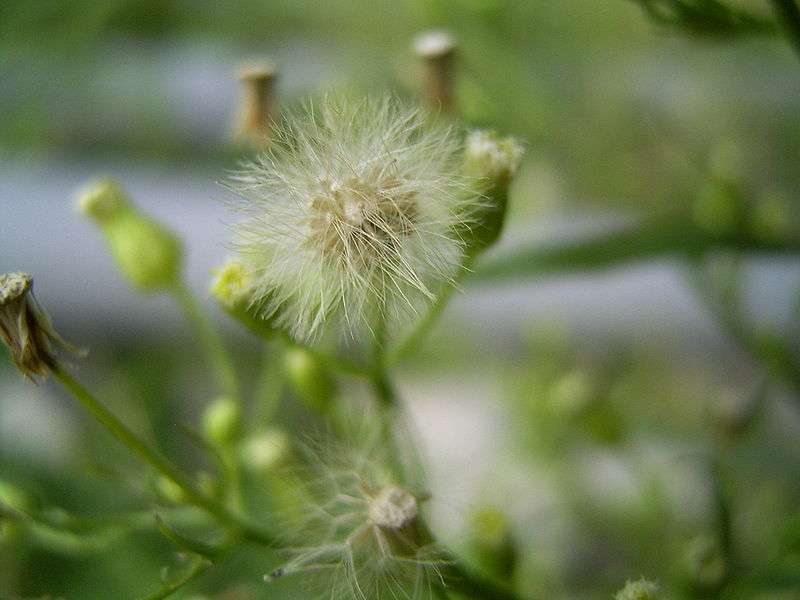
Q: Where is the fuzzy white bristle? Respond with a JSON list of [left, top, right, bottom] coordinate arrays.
[[225, 95, 479, 343]]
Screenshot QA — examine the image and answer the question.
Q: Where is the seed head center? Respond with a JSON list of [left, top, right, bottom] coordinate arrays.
[[305, 175, 415, 260], [368, 485, 419, 530]]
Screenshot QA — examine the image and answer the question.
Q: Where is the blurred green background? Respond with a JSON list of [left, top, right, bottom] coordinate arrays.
[[1, 1, 800, 599]]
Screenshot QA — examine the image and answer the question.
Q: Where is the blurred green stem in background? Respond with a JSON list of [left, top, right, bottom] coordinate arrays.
[[136, 556, 209, 600], [52, 367, 273, 546], [172, 282, 240, 404], [770, 0, 800, 60], [473, 210, 799, 283]]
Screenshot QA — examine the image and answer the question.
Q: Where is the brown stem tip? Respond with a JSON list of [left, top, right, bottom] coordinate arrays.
[[413, 30, 457, 115], [234, 60, 278, 150]]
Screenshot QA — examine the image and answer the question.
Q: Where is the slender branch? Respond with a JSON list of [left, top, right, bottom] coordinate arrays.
[[770, 0, 800, 61], [136, 557, 209, 600], [472, 211, 800, 284], [171, 282, 240, 403], [391, 255, 475, 365], [53, 369, 274, 546], [686, 262, 800, 404], [443, 561, 523, 600]]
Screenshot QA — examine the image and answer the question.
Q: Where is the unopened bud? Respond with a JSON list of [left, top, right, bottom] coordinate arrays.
[[76, 179, 182, 291], [202, 396, 242, 447], [284, 347, 336, 413], [210, 259, 254, 310], [462, 130, 524, 256], [210, 258, 277, 336], [240, 428, 290, 473], [75, 178, 128, 222]]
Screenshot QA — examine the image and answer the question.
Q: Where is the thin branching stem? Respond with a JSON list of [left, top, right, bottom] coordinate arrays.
[[136, 557, 210, 600], [390, 258, 473, 365], [443, 561, 524, 600], [686, 261, 800, 405], [53, 368, 273, 546], [171, 282, 240, 403]]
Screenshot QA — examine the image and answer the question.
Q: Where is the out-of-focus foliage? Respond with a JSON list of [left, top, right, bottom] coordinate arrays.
[[628, 0, 774, 37], [2, 0, 800, 599]]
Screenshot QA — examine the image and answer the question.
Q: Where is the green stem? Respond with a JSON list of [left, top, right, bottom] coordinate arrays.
[[391, 280, 459, 364], [472, 210, 800, 284], [171, 282, 240, 403], [770, 0, 800, 61], [53, 369, 273, 546], [442, 561, 523, 600], [687, 262, 800, 404], [136, 557, 209, 600], [253, 340, 286, 425], [391, 258, 473, 365]]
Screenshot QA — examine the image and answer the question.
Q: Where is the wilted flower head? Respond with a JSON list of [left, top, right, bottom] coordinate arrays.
[[0, 272, 78, 382], [224, 94, 480, 343], [266, 428, 448, 600]]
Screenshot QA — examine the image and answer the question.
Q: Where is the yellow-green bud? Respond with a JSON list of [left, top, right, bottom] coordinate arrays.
[[155, 475, 189, 505], [75, 178, 182, 291], [210, 259, 254, 309], [462, 130, 524, 257], [240, 428, 290, 473], [210, 258, 277, 336], [614, 578, 661, 600], [284, 347, 336, 413], [202, 396, 242, 447], [75, 178, 129, 222]]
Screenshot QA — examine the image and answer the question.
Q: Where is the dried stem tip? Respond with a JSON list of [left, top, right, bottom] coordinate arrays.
[[413, 30, 457, 114], [0, 273, 78, 382], [235, 60, 278, 149]]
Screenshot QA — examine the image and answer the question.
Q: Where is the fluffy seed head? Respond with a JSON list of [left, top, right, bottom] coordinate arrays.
[[265, 424, 448, 600], [225, 94, 479, 343]]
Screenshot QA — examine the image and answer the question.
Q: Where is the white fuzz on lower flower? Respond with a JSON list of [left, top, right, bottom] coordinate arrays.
[[265, 430, 449, 600], [224, 94, 479, 343]]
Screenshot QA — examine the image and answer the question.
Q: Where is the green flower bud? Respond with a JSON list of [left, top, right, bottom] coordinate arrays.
[[462, 130, 524, 257], [614, 578, 661, 600], [284, 346, 336, 413], [210, 258, 278, 337], [75, 178, 182, 291], [240, 428, 290, 473], [202, 395, 242, 447]]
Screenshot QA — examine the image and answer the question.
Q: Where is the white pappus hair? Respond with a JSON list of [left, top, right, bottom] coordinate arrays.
[[225, 94, 479, 343]]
